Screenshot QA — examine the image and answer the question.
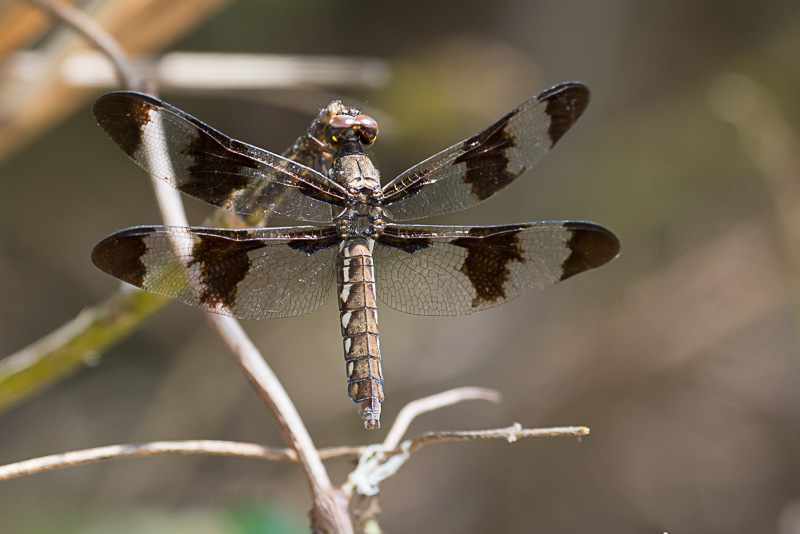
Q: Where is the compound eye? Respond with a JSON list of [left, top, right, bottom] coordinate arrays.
[[328, 114, 354, 144], [330, 114, 358, 129], [353, 114, 379, 144], [328, 113, 380, 145]]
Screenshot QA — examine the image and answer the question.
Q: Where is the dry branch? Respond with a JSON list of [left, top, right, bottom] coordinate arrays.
[[382, 386, 502, 450], [11, 2, 353, 531], [347, 422, 589, 497]]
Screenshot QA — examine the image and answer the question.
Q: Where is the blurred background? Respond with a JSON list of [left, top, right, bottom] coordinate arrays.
[[2, 0, 800, 533]]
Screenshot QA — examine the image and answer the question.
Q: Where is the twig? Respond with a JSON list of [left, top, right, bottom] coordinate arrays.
[[403, 423, 590, 454], [19, 3, 352, 531], [0, 440, 366, 482], [207, 316, 345, 510], [346, 423, 590, 496], [382, 387, 502, 450], [141, 87, 350, 526], [144, 66, 353, 534], [0, 440, 291, 481], [0, 419, 587, 494], [23, 0, 141, 90], [132, 89, 338, 504]]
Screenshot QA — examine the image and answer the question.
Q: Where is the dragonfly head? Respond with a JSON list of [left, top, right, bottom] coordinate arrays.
[[328, 112, 379, 146]]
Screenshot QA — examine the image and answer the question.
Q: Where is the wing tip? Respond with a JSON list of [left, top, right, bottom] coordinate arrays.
[[92, 91, 159, 114], [92, 91, 159, 158], [91, 229, 151, 287], [560, 222, 620, 281], [538, 82, 591, 146]]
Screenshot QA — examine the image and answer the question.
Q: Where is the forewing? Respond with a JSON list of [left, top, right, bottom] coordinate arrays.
[[374, 222, 619, 315], [93, 92, 347, 222], [92, 225, 341, 319], [381, 82, 589, 221]]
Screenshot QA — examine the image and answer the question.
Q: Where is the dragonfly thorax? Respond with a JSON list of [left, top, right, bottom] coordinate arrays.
[[329, 137, 382, 192], [330, 133, 384, 239], [336, 204, 384, 238]]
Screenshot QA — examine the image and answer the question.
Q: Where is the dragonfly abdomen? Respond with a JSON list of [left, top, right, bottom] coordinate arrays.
[[337, 237, 384, 429]]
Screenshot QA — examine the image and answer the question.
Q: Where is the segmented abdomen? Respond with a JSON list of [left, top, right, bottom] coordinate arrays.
[[337, 237, 384, 429]]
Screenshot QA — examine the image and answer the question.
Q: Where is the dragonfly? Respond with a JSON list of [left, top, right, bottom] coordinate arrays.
[[91, 82, 620, 429]]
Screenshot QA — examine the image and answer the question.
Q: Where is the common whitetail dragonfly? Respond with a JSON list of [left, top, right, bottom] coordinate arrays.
[[91, 82, 620, 429]]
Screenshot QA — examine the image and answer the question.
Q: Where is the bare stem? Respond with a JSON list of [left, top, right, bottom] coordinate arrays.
[[144, 108, 343, 524], [146, 77, 352, 533], [345, 422, 589, 496], [17, 3, 350, 530], [383, 387, 502, 450], [403, 424, 590, 454], [129, 51, 349, 533], [0, 441, 291, 481], [207, 316, 339, 493], [0, 440, 366, 482]]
